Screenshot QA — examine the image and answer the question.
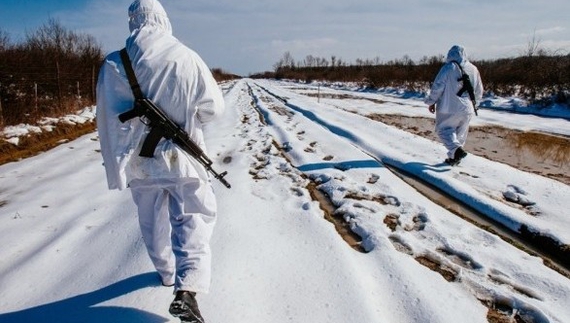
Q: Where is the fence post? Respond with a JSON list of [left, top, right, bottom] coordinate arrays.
[[56, 61, 62, 110], [0, 82, 3, 127], [77, 81, 81, 108], [92, 65, 96, 103], [34, 82, 38, 112]]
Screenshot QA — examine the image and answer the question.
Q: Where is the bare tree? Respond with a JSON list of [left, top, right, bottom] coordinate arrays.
[[316, 57, 328, 67], [0, 29, 10, 51], [524, 31, 545, 57], [283, 51, 295, 68], [273, 51, 296, 71], [304, 55, 316, 68]]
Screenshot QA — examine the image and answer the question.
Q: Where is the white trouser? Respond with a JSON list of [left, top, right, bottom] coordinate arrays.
[[129, 178, 217, 293], [435, 112, 473, 159]]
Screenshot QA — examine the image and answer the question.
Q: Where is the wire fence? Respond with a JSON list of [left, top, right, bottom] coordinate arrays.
[[0, 63, 98, 126]]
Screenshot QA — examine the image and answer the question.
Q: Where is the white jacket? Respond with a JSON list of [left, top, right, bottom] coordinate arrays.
[[96, 0, 225, 190], [424, 45, 484, 115]]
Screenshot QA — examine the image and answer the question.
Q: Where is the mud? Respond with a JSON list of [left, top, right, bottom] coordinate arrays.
[[369, 114, 570, 186]]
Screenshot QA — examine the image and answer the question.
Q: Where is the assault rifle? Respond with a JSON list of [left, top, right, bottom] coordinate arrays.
[[118, 98, 231, 188], [451, 61, 479, 116], [117, 48, 230, 188]]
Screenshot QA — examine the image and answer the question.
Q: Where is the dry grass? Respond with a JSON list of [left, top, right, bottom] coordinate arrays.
[[0, 121, 96, 166]]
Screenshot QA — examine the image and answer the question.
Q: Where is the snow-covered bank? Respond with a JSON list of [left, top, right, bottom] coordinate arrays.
[[0, 79, 568, 323]]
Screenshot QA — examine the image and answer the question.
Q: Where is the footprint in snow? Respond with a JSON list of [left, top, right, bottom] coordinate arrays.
[[368, 174, 380, 184]]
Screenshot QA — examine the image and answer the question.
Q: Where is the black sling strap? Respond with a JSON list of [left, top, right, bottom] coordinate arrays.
[[119, 48, 144, 100]]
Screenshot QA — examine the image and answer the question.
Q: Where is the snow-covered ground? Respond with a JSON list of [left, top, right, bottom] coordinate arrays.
[[0, 79, 569, 323]]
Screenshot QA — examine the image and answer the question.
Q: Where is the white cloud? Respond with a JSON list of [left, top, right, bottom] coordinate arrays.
[[17, 0, 569, 75], [270, 38, 339, 56], [535, 26, 566, 36]]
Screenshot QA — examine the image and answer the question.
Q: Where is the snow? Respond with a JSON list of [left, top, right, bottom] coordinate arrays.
[[1, 79, 569, 323], [0, 106, 97, 145]]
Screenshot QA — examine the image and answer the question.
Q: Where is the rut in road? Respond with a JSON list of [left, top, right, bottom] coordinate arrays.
[[243, 80, 558, 323]]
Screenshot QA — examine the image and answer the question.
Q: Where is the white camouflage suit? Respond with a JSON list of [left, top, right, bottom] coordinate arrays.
[[96, 0, 225, 293], [425, 45, 484, 159]]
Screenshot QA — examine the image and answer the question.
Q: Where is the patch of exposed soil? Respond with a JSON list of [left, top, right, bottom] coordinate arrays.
[[306, 182, 365, 252], [369, 114, 570, 186]]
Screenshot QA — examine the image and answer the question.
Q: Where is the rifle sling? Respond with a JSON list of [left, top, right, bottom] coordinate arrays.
[[119, 48, 162, 157], [119, 48, 144, 100]]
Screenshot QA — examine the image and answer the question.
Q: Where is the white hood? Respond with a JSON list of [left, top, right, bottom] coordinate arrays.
[[446, 45, 467, 65], [128, 0, 172, 34]]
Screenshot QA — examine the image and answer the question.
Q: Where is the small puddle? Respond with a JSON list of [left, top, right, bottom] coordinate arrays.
[[369, 114, 570, 186], [505, 130, 570, 167]]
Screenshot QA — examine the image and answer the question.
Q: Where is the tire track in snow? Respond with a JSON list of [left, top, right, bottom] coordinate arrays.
[[276, 82, 570, 277], [211, 80, 386, 322], [257, 80, 570, 272], [246, 79, 568, 323], [244, 83, 365, 251]]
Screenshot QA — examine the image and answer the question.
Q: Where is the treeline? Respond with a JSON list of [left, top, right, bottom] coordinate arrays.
[[0, 19, 104, 127], [0, 20, 240, 128], [253, 50, 570, 106], [211, 68, 242, 82]]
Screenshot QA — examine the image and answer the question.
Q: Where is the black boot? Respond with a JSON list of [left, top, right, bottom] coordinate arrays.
[[445, 158, 459, 166], [454, 147, 467, 161], [169, 291, 205, 323]]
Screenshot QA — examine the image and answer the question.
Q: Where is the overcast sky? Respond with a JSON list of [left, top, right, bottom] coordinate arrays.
[[1, 0, 569, 76]]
